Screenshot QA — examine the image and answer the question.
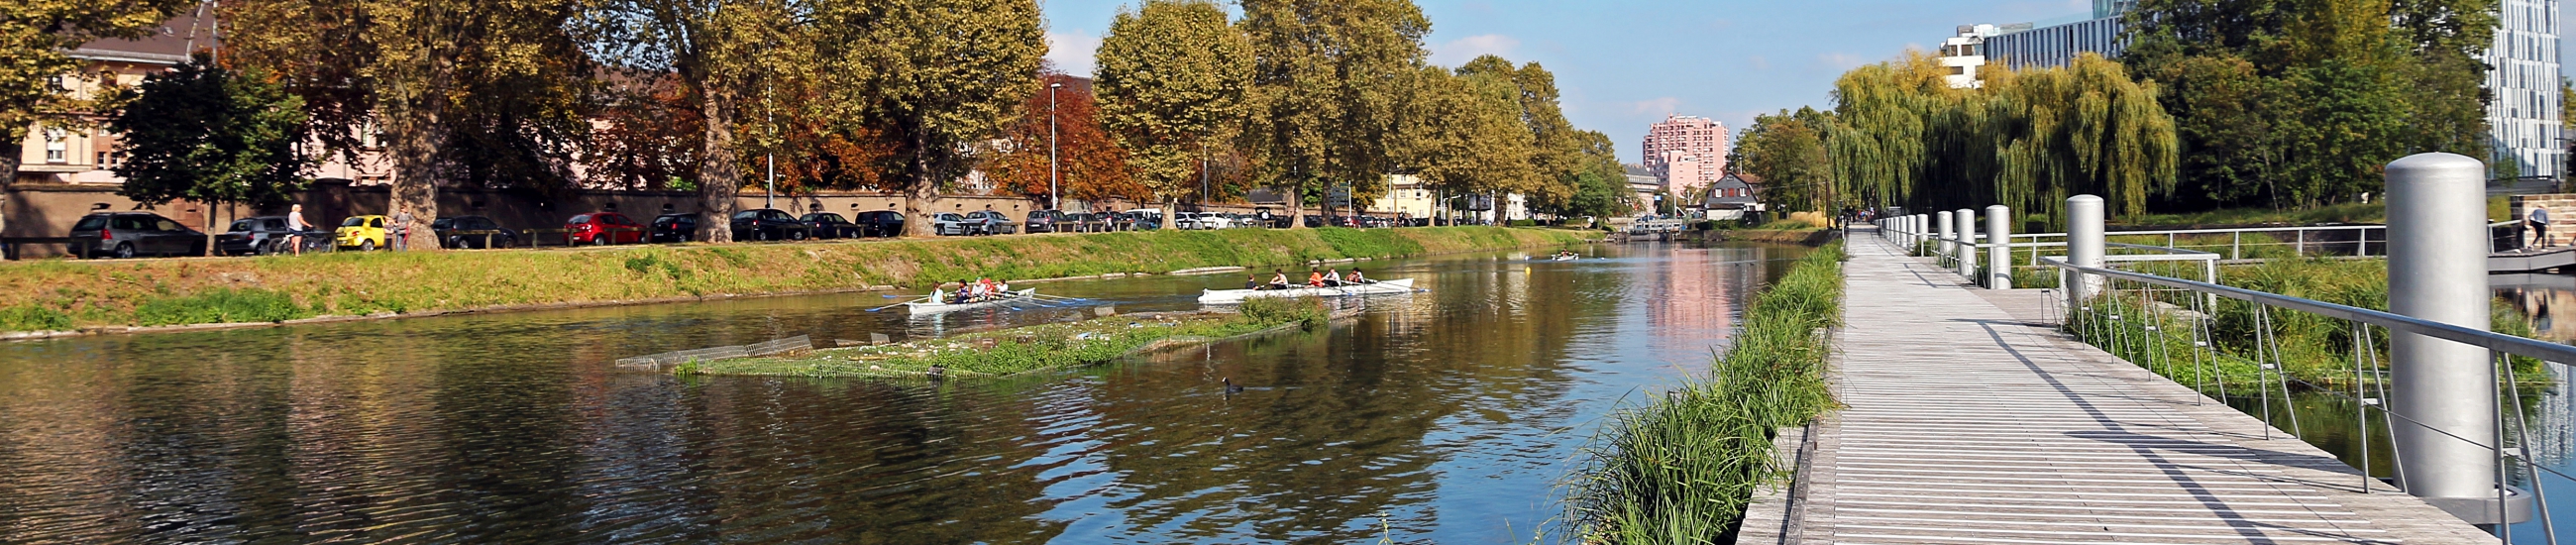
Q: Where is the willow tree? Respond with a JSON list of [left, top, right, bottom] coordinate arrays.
[[1094, 0, 1252, 204], [1826, 54, 1950, 210], [1239, 0, 1429, 226], [1986, 54, 2180, 216]]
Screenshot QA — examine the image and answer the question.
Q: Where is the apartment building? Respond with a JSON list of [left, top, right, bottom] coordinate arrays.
[[1641, 115, 1727, 196]]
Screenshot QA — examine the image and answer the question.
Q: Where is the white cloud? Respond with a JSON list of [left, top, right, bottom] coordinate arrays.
[[1047, 30, 1103, 76], [1747, 54, 1770, 71], [1430, 34, 1523, 66], [1817, 53, 1866, 69], [1629, 97, 1683, 117]]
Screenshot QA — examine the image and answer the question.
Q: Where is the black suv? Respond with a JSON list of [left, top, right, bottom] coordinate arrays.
[[729, 208, 811, 241], [70, 212, 205, 259], [853, 210, 905, 237], [432, 215, 519, 249], [801, 212, 864, 239]]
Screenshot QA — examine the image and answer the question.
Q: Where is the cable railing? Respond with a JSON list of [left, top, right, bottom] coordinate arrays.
[[1875, 168, 2564, 540]]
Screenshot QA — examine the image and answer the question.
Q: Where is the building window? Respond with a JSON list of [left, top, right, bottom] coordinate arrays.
[[44, 128, 67, 164]]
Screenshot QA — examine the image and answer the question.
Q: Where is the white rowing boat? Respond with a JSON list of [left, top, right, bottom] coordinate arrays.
[[1196, 278, 1416, 304], [906, 288, 1039, 314], [1550, 255, 1580, 261]]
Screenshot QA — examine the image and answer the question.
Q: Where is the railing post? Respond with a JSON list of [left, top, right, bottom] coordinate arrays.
[[2386, 152, 2526, 524], [1936, 211, 1955, 260], [2066, 195, 2104, 309], [1957, 208, 1978, 277], [1986, 204, 2012, 289]]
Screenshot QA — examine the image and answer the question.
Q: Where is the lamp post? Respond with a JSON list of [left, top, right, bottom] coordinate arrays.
[[1049, 81, 1063, 211]]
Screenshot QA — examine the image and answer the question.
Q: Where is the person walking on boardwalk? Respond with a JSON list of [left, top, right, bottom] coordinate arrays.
[[2531, 206, 2552, 250]]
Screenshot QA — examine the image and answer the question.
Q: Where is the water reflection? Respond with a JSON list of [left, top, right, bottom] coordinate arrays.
[[0, 240, 1804, 543]]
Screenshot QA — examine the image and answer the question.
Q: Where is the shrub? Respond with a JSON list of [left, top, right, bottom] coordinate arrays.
[[0, 305, 74, 332], [133, 288, 311, 326], [1507, 219, 1540, 227], [1238, 296, 1328, 329]]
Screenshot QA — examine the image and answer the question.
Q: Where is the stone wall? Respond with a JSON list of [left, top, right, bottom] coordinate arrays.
[[2510, 194, 2576, 248]]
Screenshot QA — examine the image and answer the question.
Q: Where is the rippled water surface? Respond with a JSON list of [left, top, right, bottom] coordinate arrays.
[[0, 241, 1807, 543]]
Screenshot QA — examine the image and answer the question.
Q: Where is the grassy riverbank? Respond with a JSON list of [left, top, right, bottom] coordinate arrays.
[[685, 297, 1333, 379], [0, 226, 1589, 334], [1565, 242, 1845, 542]]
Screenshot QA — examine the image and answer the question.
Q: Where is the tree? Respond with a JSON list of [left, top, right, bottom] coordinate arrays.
[[1556, 130, 1634, 220], [1735, 108, 1835, 214], [1456, 55, 1584, 211], [1396, 65, 1536, 220], [985, 72, 1143, 204], [815, 0, 1045, 236], [230, 0, 594, 247], [0, 0, 196, 236], [580, 0, 808, 242], [1094, 0, 1251, 204], [106, 56, 314, 252], [1239, 0, 1429, 227]]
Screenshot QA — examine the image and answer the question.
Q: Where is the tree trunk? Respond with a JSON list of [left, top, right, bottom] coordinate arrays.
[[696, 86, 743, 243], [389, 106, 442, 252], [1282, 179, 1305, 229], [0, 140, 17, 241], [903, 132, 936, 237]]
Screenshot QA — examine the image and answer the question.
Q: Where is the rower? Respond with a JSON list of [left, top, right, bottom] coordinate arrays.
[[1347, 268, 1369, 284], [1307, 269, 1325, 287], [1324, 268, 1343, 287], [1246, 274, 1262, 290], [1269, 270, 1291, 290]]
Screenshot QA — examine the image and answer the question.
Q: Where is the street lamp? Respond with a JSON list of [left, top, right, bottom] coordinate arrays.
[[1049, 81, 1063, 211]]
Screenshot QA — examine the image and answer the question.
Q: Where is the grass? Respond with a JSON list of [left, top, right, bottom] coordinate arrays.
[[690, 297, 1332, 379], [1564, 242, 1844, 543], [2060, 258, 2548, 389], [0, 226, 1587, 333]]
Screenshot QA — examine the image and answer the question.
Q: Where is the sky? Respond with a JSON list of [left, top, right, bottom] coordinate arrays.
[[1039, 0, 2573, 166]]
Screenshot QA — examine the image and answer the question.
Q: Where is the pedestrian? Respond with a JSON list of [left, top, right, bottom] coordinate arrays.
[[285, 204, 310, 255], [390, 208, 413, 251], [2532, 206, 2553, 250]]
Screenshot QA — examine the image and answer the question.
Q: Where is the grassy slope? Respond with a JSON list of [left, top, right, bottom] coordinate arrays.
[[0, 226, 1589, 332], [1565, 242, 1845, 542]]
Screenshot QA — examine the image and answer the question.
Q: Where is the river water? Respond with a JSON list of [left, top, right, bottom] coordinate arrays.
[[0, 240, 1809, 544]]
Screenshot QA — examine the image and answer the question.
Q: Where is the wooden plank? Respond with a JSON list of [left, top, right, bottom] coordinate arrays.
[[1756, 231, 2501, 544]]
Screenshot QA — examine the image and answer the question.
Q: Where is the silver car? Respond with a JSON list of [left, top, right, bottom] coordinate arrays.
[[931, 213, 979, 236]]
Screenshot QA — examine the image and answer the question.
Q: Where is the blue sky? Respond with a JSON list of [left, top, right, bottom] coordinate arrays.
[[1041, 0, 2574, 165]]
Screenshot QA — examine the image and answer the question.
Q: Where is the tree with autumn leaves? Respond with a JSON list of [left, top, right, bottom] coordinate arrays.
[[984, 73, 1147, 206]]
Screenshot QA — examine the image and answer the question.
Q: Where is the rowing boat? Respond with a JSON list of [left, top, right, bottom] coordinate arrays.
[[1195, 278, 1416, 304], [1550, 255, 1579, 261], [906, 288, 1039, 314]]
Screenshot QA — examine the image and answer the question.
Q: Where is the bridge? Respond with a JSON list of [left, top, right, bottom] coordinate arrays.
[[1734, 230, 2497, 543]]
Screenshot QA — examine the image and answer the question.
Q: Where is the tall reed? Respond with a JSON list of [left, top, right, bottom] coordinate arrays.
[[1564, 242, 1845, 543]]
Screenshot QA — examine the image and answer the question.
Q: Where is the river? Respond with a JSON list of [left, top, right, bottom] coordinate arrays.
[[0, 240, 1810, 543]]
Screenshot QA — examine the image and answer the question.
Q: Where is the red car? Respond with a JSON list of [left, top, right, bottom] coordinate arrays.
[[567, 212, 646, 245]]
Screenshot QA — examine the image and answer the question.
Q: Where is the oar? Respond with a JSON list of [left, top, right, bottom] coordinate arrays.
[[868, 296, 931, 312]]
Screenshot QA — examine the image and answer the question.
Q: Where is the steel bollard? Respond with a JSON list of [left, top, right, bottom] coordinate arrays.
[[2065, 195, 2103, 309], [1986, 205, 2011, 289], [2385, 153, 2528, 524], [1955, 208, 1977, 277]]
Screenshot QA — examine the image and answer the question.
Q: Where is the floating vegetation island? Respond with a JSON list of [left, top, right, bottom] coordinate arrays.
[[681, 297, 1338, 379]]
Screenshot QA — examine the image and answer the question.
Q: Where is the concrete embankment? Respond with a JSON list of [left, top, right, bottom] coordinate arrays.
[[0, 227, 1594, 336]]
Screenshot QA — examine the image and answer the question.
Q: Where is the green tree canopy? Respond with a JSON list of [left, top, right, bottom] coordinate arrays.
[[1239, 0, 1429, 225], [0, 0, 195, 234], [1094, 0, 1253, 203], [107, 56, 315, 246]]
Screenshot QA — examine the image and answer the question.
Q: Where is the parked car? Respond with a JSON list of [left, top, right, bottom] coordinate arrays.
[[729, 208, 811, 241], [70, 211, 205, 259], [1303, 215, 1326, 228], [1024, 209, 1069, 233], [853, 210, 905, 237], [650, 213, 698, 243], [1099, 211, 1137, 231], [1121, 210, 1162, 231], [930, 213, 980, 236], [335, 215, 389, 251], [1191, 212, 1234, 230], [963, 210, 1018, 235], [215, 216, 298, 256], [801, 212, 864, 239], [567, 212, 646, 246], [432, 215, 519, 249]]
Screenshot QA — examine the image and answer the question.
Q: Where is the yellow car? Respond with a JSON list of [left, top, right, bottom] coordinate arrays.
[[335, 215, 389, 251]]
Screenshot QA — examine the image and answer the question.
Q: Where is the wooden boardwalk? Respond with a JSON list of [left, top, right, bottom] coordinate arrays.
[[1736, 232, 2497, 544]]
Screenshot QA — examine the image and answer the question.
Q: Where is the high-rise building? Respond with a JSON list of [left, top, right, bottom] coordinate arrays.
[[2490, 0, 2563, 179], [1641, 115, 1728, 196], [1970, 0, 2561, 179]]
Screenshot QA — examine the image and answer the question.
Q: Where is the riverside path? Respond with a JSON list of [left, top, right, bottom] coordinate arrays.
[[1735, 228, 2498, 544]]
